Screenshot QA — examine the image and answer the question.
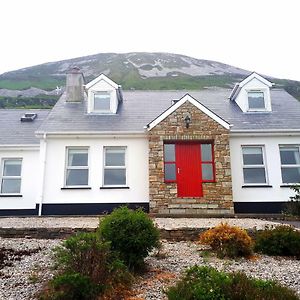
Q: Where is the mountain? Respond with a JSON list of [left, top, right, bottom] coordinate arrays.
[[0, 52, 299, 105]]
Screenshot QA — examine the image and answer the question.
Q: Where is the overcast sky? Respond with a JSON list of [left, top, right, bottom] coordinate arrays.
[[1, 0, 299, 81]]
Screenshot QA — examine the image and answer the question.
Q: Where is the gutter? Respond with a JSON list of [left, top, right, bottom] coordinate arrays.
[[35, 131, 147, 138], [38, 133, 47, 216]]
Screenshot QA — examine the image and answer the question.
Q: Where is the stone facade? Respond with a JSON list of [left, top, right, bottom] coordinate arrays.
[[148, 101, 234, 215]]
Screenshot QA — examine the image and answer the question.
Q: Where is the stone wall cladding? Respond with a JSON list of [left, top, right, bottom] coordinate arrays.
[[148, 101, 234, 215]]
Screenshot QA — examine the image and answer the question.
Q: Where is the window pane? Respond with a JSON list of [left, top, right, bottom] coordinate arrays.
[[68, 149, 88, 166], [243, 168, 266, 184], [164, 144, 175, 161], [243, 147, 263, 165], [66, 169, 88, 186], [248, 92, 265, 109], [105, 148, 125, 166], [280, 147, 300, 165], [1, 179, 21, 193], [165, 163, 176, 181], [104, 169, 126, 185], [282, 167, 300, 183], [202, 164, 213, 180], [94, 93, 110, 111], [201, 144, 212, 162], [3, 160, 21, 176]]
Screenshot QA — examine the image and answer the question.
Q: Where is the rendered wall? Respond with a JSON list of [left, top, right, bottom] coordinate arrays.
[[41, 136, 149, 208], [0, 148, 40, 210], [230, 135, 299, 212]]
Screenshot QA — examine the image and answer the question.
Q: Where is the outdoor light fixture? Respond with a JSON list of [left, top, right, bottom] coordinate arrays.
[[184, 114, 191, 128]]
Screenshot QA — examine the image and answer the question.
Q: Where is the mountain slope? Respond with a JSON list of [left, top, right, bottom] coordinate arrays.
[[0, 52, 299, 101]]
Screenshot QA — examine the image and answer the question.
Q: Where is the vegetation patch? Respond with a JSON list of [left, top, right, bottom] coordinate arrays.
[[254, 225, 300, 259], [0, 247, 41, 269], [166, 265, 299, 300], [199, 223, 253, 258], [98, 206, 160, 271]]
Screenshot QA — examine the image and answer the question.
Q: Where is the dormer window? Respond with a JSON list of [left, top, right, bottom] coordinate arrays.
[[93, 92, 111, 112], [85, 74, 123, 114], [248, 91, 265, 111], [229, 73, 274, 113]]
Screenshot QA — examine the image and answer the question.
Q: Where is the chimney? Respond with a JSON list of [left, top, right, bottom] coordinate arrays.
[[66, 67, 84, 102]]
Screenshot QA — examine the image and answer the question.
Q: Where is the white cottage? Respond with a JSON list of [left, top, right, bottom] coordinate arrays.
[[0, 68, 299, 215]]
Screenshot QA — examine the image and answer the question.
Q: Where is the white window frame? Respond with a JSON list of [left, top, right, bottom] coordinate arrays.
[[241, 145, 268, 185], [92, 91, 112, 113], [0, 158, 22, 195], [65, 147, 89, 187], [279, 145, 300, 184], [103, 146, 127, 187], [247, 90, 266, 112]]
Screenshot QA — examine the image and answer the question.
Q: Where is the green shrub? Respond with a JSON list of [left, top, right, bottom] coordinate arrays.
[[46, 273, 100, 300], [166, 266, 299, 300], [41, 232, 132, 299], [284, 184, 300, 216], [255, 225, 300, 258], [98, 206, 160, 270], [199, 223, 253, 258]]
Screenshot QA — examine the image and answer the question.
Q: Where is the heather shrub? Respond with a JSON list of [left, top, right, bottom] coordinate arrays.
[[199, 223, 253, 258], [283, 184, 300, 216], [98, 206, 160, 270], [41, 232, 132, 300], [166, 265, 299, 300], [254, 225, 300, 258]]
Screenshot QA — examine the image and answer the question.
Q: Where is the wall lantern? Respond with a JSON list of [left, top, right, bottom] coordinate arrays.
[[184, 113, 191, 128]]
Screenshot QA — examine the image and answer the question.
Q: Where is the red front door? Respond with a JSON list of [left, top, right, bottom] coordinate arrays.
[[176, 143, 202, 197]]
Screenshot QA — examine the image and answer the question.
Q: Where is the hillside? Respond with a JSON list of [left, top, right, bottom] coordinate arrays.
[[0, 52, 299, 108]]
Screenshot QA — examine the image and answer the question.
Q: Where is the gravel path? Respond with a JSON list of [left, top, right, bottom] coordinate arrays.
[[0, 217, 281, 230]]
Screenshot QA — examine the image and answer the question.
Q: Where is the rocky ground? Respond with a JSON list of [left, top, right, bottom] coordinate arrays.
[[0, 238, 61, 300], [0, 238, 299, 300]]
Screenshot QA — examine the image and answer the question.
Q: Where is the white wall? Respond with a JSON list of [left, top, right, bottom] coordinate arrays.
[[0, 148, 40, 209], [235, 77, 272, 112], [230, 135, 299, 203], [42, 136, 149, 204]]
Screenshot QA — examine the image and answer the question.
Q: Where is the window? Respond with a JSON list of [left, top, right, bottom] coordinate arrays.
[[93, 92, 111, 112], [248, 91, 265, 110], [242, 146, 267, 184], [65, 148, 89, 186], [103, 147, 126, 186], [280, 146, 300, 184], [164, 144, 176, 182], [201, 144, 214, 181], [1, 159, 22, 194]]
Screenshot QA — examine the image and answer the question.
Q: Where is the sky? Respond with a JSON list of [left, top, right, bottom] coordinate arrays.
[[1, 0, 300, 81]]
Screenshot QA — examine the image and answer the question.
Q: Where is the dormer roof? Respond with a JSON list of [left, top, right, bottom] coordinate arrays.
[[85, 73, 120, 90], [229, 72, 274, 101]]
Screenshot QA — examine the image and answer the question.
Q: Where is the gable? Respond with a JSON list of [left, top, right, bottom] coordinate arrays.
[[147, 94, 231, 130]]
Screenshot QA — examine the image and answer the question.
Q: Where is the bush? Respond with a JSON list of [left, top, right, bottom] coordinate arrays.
[[98, 206, 160, 270], [166, 265, 299, 300], [255, 225, 300, 258], [284, 184, 300, 216], [41, 232, 132, 299], [46, 273, 100, 300], [199, 223, 253, 258]]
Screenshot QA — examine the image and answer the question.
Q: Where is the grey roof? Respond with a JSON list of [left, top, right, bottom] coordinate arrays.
[[0, 109, 50, 145], [37, 88, 300, 134]]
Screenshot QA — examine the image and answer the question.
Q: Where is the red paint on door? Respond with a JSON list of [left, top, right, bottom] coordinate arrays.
[[176, 144, 202, 197]]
